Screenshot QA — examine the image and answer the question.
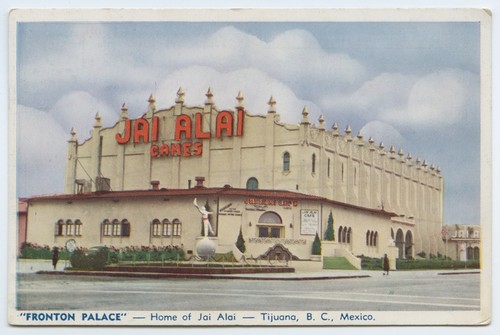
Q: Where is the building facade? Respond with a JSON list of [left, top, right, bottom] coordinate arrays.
[[24, 88, 444, 262], [441, 224, 481, 261]]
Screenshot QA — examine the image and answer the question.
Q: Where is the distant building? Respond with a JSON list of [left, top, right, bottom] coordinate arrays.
[[441, 224, 480, 261], [22, 89, 445, 264], [17, 199, 28, 256]]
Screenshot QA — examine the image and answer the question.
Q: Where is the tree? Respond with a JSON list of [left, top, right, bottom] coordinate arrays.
[[324, 210, 335, 241], [236, 227, 246, 253], [312, 232, 322, 255]]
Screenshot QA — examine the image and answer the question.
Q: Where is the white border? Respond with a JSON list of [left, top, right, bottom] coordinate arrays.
[[2, 1, 498, 335]]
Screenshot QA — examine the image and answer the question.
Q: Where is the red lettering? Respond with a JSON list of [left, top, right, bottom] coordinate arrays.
[[237, 109, 244, 136], [171, 143, 181, 156], [216, 111, 233, 138], [116, 119, 132, 144], [134, 118, 150, 143], [159, 144, 169, 156], [175, 115, 192, 141], [151, 116, 159, 142], [150, 145, 159, 157], [195, 113, 211, 139], [193, 142, 203, 156], [183, 142, 192, 157]]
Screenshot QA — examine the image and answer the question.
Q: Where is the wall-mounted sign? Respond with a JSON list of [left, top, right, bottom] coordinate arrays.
[[300, 209, 319, 235], [115, 110, 244, 158], [244, 198, 298, 207]]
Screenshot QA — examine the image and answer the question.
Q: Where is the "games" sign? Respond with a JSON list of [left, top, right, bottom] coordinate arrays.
[[115, 110, 244, 158]]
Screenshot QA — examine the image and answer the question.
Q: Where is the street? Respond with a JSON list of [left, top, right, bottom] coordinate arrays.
[[16, 271, 480, 311]]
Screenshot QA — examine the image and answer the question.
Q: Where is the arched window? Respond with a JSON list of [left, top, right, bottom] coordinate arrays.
[[152, 219, 161, 237], [283, 152, 290, 171], [347, 227, 352, 244], [338, 226, 344, 243], [312, 154, 316, 174], [172, 219, 182, 236], [102, 219, 112, 236], [112, 219, 121, 236], [374, 232, 378, 247], [55, 219, 65, 236], [327, 158, 331, 177], [66, 220, 74, 236], [121, 219, 131, 237], [74, 219, 82, 236], [246, 177, 259, 190], [162, 219, 172, 236], [258, 211, 283, 238], [366, 230, 370, 246], [370, 231, 375, 246]]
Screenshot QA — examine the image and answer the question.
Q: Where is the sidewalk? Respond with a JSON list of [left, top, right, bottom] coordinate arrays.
[[17, 259, 480, 280]]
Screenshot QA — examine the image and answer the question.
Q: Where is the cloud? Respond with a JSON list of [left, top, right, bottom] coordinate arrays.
[[17, 105, 68, 196], [161, 27, 367, 95], [359, 120, 407, 149], [321, 69, 479, 128], [156, 65, 322, 124], [49, 91, 118, 141], [405, 69, 479, 126]]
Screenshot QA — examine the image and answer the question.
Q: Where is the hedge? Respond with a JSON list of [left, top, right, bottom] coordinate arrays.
[[359, 255, 480, 270]]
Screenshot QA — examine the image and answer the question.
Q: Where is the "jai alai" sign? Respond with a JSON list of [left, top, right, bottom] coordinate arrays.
[[115, 110, 244, 158]]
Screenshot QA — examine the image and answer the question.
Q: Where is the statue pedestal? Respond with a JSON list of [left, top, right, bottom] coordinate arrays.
[[195, 237, 217, 259]]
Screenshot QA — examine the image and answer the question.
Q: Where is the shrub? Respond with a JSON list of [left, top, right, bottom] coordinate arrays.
[[236, 227, 246, 253], [312, 232, 322, 255], [324, 210, 335, 241]]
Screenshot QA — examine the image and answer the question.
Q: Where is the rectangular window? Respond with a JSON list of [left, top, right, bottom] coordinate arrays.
[[103, 223, 111, 236], [113, 223, 121, 236], [74, 224, 82, 236]]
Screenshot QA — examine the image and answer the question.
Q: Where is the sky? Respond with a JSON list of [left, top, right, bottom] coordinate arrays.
[[15, 18, 482, 225]]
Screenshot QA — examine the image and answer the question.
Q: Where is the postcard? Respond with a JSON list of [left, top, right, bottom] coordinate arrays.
[[8, 8, 492, 327]]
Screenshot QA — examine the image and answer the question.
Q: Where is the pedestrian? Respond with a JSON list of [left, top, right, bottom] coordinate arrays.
[[52, 246, 59, 270], [383, 253, 390, 276]]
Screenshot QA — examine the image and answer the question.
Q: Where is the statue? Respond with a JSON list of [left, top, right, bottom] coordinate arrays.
[[193, 198, 216, 259], [193, 198, 215, 236]]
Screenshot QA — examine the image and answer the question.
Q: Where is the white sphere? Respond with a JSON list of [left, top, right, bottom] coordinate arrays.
[[196, 238, 216, 259]]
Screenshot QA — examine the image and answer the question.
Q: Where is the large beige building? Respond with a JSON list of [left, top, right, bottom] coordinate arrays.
[[24, 88, 445, 263]]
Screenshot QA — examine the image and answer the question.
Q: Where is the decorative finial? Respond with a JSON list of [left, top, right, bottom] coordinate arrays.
[[368, 136, 375, 144], [148, 94, 156, 104], [205, 87, 214, 105], [69, 127, 77, 142], [94, 112, 102, 128], [236, 91, 244, 108], [176, 87, 185, 104], [301, 106, 310, 124], [407, 153, 413, 161], [345, 124, 352, 135], [398, 148, 404, 157], [389, 145, 396, 154], [379, 142, 385, 150], [332, 122, 339, 131], [318, 115, 325, 130], [357, 131, 363, 140], [268, 96, 276, 113], [120, 103, 128, 120]]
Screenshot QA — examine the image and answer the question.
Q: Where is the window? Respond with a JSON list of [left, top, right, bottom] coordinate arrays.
[[103, 219, 130, 237], [74, 220, 82, 236], [312, 154, 316, 174], [257, 211, 283, 238], [121, 220, 131, 237], [112, 219, 121, 236], [55, 219, 82, 236], [246, 177, 259, 190], [152, 219, 161, 236], [55, 220, 64, 236], [163, 219, 172, 236], [172, 219, 182, 236], [283, 152, 290, 171], [103, 220, 112, 236], [327, 158, 331, 178], [66, 220, 74, 236]]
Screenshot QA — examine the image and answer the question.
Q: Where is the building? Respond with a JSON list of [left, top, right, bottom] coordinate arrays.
[[23, 88, 445, 264], [441, 224, 480, 261]]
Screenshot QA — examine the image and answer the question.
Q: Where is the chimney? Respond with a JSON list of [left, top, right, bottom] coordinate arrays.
[[194, 176, 206, 189], [151, 180, 160, 190]]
